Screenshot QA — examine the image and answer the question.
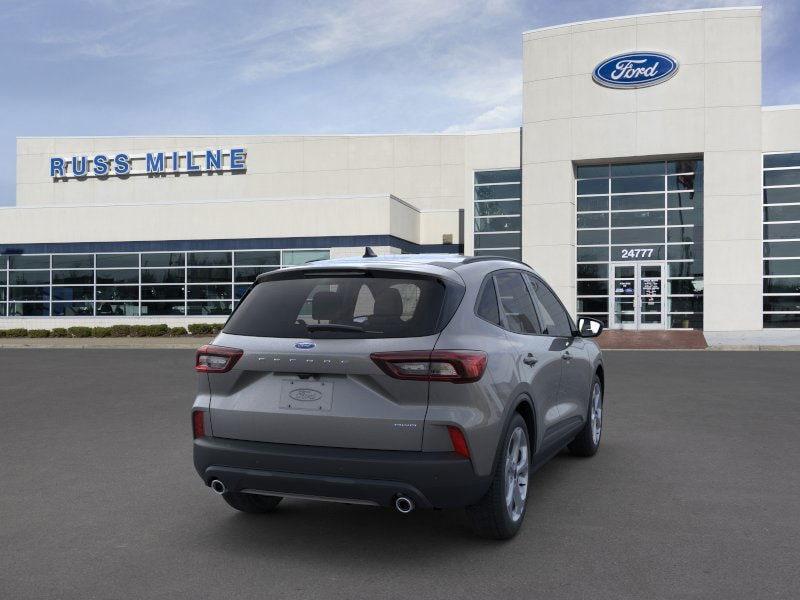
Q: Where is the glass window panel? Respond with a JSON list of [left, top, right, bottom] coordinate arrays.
[[667, 191, 701, 209], [667, 160, 701, 174], [188, 251, 232, 267], [0, 255, 5, 269], [8, 302, 49, 316], [52, 254, 93, 269], [474, 200, 521, 217], [282, 250, 330, 266], [763, 296, 800, 312], [764, 205, 800, 222], [187, 284, 231, 300], [577, 298, 608, 313], [611, 210, 664, 228], [764, 170, 800, 187], [577, 196, 608, 212], [9, 255, 49, 269], [576, 165, 608, 179], [577, 281, 608, 296], [610, 162, 664, 176], [667, 174, 697, 191], [53, 286, 93, 301], [234, 250, 280, 266], [141, 253, 185, 267], [187, 267, 232, 283], [51, 302, 94, 316], [764, 314, 800, 328], [763, 241, 800, 258], [763, 278, 800, 294], [0, 288, 5, 301], [669, 280, 702, 295], [10, 287, 49, 301], [9, 270, 50, 285], [96, 302, 139, 316], [668, 227, 694, 243], [670, 314, 704, 329], [764, 223, 800, 240], [527, 275, 573, 337], [667, 209, 696, 226], [96, 254, 138, 268], [474, 184, 522, 200], [234, 266, 278, 283], [764, 259, 800, 276], [141, 268, 185, 284], [474, 233, 521, 249], [667, 245, 693, 261], [669, 297, 703, 312], [577, 212, 608, 229], [0, 304, 5, 316], [611, 228, 664, 244], [475, 278, 500, 326], [52, 270, 93, 284], [493, 272, 540, 335], [187, 301, 232, 316], [473, 249, 522, 260], [577, 247, 609, 262], [615, 265, 635, 278], [763, 187, 800, 205], [96, 269, 138, 284], [141, 285, 185, 300], [611, 194, 664, 210], [668, 262, 696, 277], [474, 170, 520, 184], [577, 230, 608, 245], [0, 271, 5, 285], [611, 176, 663, 194], [141, 302, 185, 316], [577, 179, 608, 195], [764, 153, 800, 168], [234, 285, 250, 300], [96, 286, 138, 301], [474, 216, 521, 233]]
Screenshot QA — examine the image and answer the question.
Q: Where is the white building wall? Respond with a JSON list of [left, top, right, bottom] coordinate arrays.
[[521, 7, 764, 330]]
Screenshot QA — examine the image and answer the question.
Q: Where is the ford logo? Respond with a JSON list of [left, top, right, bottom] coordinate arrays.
[[593, 52, 678, 89], [294, 341, 316, 350], [288, 388, 323, 402]]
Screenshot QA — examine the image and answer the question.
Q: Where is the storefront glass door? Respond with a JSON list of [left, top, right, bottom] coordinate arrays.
[[610, 262, 666, 330]]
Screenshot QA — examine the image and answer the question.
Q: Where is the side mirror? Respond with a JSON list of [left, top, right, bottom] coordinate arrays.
[[577, 317, 604, 338]]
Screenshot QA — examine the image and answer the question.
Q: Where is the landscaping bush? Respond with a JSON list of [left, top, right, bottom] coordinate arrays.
[[109, 324, 132, 337], [188, 323, 213, 335], [51, 328, 69, 338], [145, 324, 169, 337], [168, 326, 188, 337], [0, 330, 5, 338], [91, 327, 112, 338], [211, 323, 225, 334], [129, 325, 148, 337], [28, 329, 51, 338], [4, 328, 28, 338], [68, 326, 92, 338]]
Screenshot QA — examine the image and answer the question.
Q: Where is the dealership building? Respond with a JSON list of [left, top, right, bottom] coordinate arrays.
[[2, 6, 799, 340]]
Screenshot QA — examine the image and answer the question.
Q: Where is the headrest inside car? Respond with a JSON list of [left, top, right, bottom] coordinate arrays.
[[311, 291, 340, 321], [372, 288, 403, 317]]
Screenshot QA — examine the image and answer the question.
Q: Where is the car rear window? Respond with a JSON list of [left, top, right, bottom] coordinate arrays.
[[224, 272, 447, 338]]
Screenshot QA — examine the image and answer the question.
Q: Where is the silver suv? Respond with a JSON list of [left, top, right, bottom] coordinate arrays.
[[192, 253, 604, 539]]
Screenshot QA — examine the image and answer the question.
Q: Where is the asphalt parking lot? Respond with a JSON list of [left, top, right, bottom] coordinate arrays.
[[1, 349, 799, 600]]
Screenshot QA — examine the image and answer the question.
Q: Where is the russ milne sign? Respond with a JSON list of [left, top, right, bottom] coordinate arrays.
[[49, 148, 246, 179], [592, 52, 678, 89]]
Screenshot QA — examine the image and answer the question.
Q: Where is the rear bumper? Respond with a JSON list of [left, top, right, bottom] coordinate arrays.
[[193, 437, 491, 509]]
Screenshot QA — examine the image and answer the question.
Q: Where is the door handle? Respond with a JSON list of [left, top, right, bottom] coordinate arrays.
[[523, 353, 538, 366], [561, 351, 572, 361]]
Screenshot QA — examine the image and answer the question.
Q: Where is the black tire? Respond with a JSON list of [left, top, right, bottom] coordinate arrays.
[[466, 413, 530, 540], [568, 374, 603, 457], [221, 492, 283, 514]]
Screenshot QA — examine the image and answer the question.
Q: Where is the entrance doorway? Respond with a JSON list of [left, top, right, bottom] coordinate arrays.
[[609, 262, 666, 330]]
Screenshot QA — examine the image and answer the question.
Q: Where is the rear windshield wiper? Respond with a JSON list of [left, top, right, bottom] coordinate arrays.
[[305, 323, 371, 333]]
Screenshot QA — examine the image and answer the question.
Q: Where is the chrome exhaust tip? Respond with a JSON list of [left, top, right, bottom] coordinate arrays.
[[210, 479, 227, 495], [394, 495, 414, 514]]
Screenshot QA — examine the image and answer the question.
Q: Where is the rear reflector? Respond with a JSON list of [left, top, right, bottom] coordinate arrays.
[[370, 350, 487, 383], [447, 426, 470, 458], [195, 345, 243, 373], [192, 410, 205, 439]]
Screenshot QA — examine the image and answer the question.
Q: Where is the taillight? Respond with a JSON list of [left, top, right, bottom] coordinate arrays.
[[195, 345, 243, 373], [370, 350, 487, 383], [192, 410, 205, 439], [447, 425, 470, 458]]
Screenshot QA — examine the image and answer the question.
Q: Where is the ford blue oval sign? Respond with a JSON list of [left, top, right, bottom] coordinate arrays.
[[294, 341, 316, 350], [593, 52, 678, 89]]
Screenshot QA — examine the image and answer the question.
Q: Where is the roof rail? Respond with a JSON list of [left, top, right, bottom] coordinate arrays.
[[461, 255, 532, 268]]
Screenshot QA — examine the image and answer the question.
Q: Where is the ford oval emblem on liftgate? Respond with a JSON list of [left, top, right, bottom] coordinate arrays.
[[294, 341, 316, 350], [592, 51, 678, 89]]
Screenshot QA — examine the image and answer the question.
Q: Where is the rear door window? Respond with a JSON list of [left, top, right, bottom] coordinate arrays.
[[224, 272, 446, 338], [493, 271, 541, 335], [525, 274, 574, 337]]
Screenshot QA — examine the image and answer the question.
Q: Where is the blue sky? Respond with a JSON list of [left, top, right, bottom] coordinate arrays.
[[1, 0, 798, 206]]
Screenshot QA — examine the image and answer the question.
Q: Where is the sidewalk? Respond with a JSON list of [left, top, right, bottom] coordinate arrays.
[[0, 337, 213, 349]]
